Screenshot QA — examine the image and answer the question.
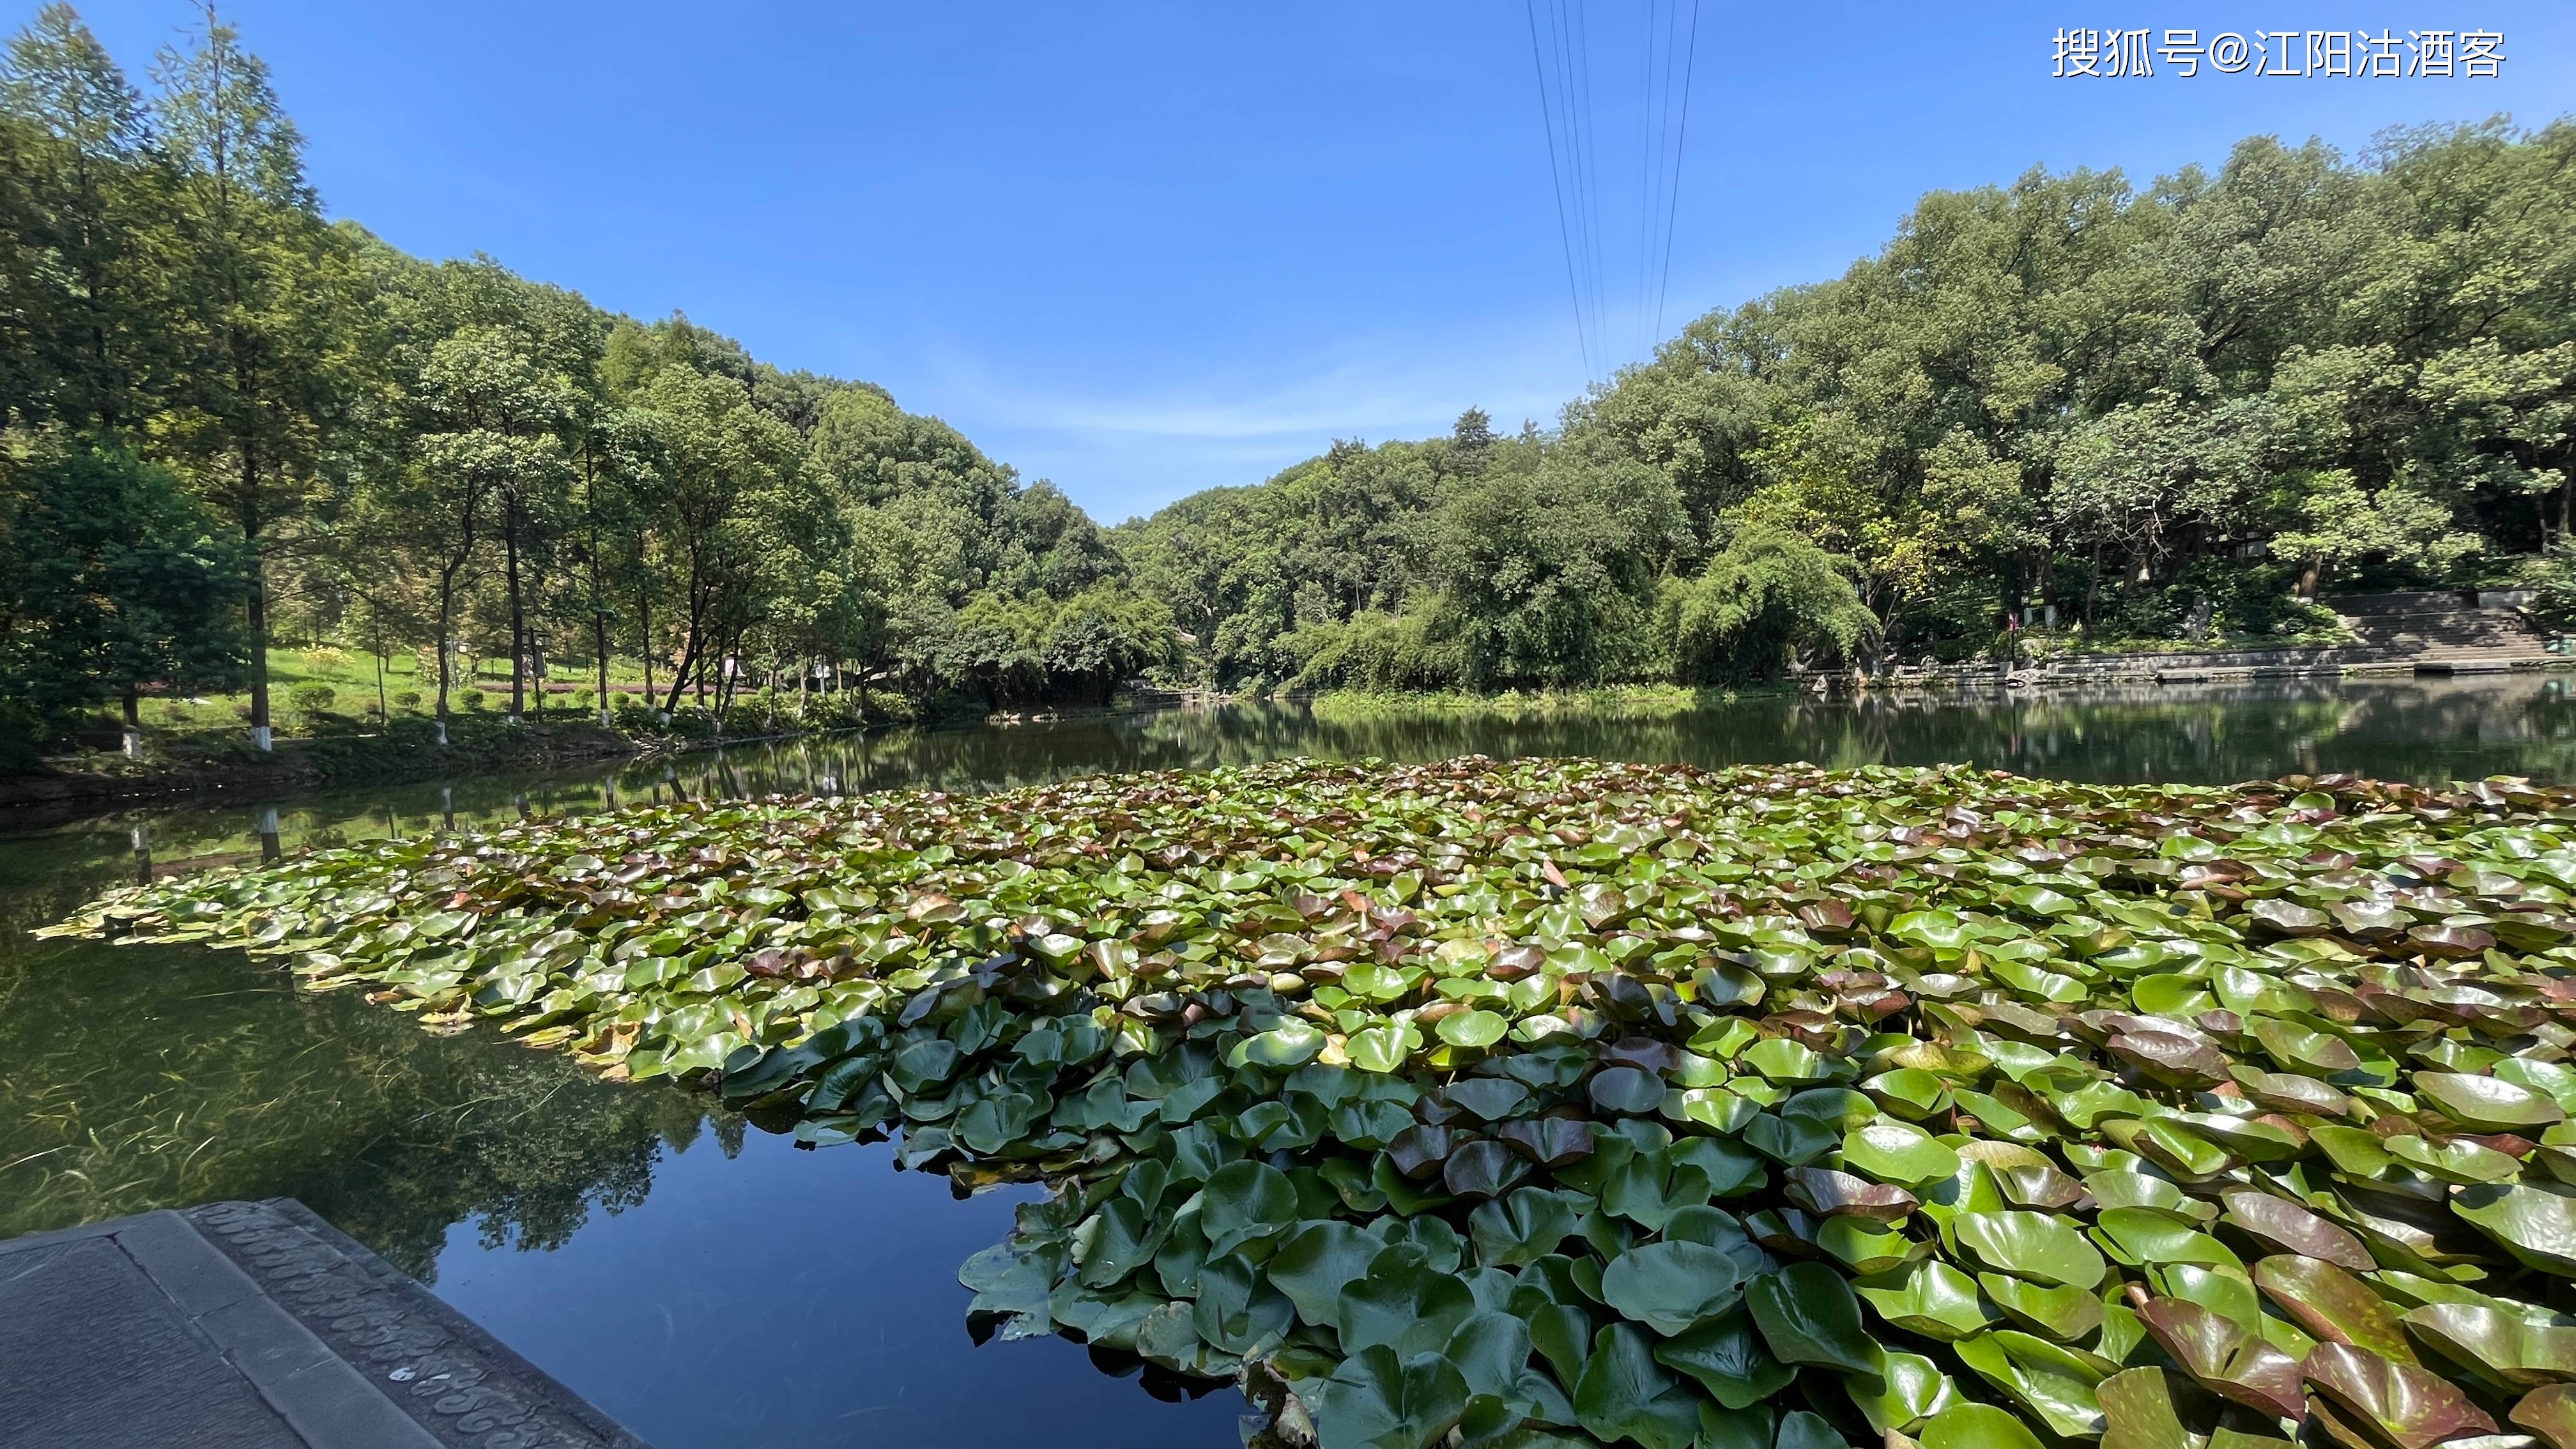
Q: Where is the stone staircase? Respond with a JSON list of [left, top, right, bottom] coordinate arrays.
[[2324, 590, 2556, 672]]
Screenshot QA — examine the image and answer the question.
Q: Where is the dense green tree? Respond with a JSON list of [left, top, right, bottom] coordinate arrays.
[[146, 6, 360, 747], [0, 437, 248, 761], [0, 4, 162, 433], [8, 1, 2574, 746]]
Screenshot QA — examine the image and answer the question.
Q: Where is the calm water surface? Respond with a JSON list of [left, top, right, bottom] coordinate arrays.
[[7, 676, 2576, 1448]]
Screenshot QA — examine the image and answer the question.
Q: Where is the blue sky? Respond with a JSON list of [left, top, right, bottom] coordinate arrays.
[[52, 2, 2576, 521]]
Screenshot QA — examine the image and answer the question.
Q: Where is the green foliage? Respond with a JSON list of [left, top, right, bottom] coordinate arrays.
[[1660, 525, 1880, 682], [0, 6, 1163, 753], [284, 680, 334, 728], [1126, 122, 2576, 680], [2520, 542, 2576, 633], [54, 756, 2576, 1449], [12, 5, 2570, 730], [0, 434, 249, 762]]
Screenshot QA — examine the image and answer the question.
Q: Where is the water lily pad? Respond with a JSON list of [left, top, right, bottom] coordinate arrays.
[[2302, 1342, 2497, 1449], [1953, 1210, 2107, 1289], [2455, 1185, 2576, 1275], [1848, 1349, 1962, 1435], [1979, 1271, 2105, 1342], [2403, 1301, 2576, 1386], [2222, 1190, 2375, 1272], [1234, 1019, 1329, 1070], [2131, 1294, 2306, 1420], [1574, 1322, 1705, 1449], [1601, 1238, 1748, 1335], [1954, 1330, 2109, 1439], [1202, 1160, 1298, 1257], [1338, 1248, 1476, 1358], [1469, 1187, 1580, 1268], [2253, 1255, 2416, 1364], [1270, 1220, 1384, 1327], [1590, 1066, 1666, 1116], [1747, 1261, 1879, 1373], [1844, 1120, 1961, 1188], [1855, 1259, 1994, 1340], [1308, 1344, 1473, 1449], [1437, 1009, 1508, 1050], [1652, 1310, 1795, 1409], [1922, 1401, 2048, 1449], [2416, 1072, 2567, 1133]]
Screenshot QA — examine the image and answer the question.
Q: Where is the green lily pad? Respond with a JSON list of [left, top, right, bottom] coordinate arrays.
[[1574, 1322, 1705, 1449], [2415, 1071, 2568, 1133], [1843, 1119, 1961, 1187], [1436, 1009, 1508, 1050], [1308, 1344, 1473, 1449], [1854, 1259, 1994, 1340], [1952, 1210, 2107, 1289], [2454, 1184, 2576, 1276], [1652, 1311, 1795, 1409], [1747, 1261, 1879, 1374], [1600, 1239, 1749, 1335]]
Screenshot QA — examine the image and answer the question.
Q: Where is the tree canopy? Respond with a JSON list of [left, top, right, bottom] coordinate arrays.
[[2, 2, 2570, 758], [1128, 118, 2576, 689]]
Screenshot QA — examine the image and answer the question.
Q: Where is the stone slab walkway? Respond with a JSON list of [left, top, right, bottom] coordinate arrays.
[[0, 1199, 650, 1449]]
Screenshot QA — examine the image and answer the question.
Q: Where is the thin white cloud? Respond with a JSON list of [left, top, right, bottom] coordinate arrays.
[[892, 297, 1699, 518]]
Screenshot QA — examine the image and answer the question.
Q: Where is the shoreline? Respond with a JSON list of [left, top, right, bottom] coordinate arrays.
[[12, 650, 2566, 824], [0, 717, 871, 817]]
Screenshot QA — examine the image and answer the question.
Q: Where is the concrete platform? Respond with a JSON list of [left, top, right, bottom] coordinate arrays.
[[0, 1199, 650, 1449]]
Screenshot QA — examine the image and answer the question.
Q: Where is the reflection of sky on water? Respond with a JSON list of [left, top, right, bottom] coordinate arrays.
[[429, 1130, 1242, 1449]]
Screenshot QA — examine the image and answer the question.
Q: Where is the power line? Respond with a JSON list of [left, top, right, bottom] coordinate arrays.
[[1567, 0, 1604, 378], [1522, 0, 1701, 381], [1546, 0, 1600, 378], [1522, 0, 1592, 380], [1653, 0, 1702, 347], [1639, 0, 1659, 362]]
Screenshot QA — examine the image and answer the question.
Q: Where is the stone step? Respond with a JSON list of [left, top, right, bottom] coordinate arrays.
[[2324, 590, 2480, 615], [0, 1200, 652, 1448]]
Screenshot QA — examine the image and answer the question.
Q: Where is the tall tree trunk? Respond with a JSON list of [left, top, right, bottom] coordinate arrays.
[[638, 586, 655, 708], [594, 607, 612, 727], [664, 624, 700, 716], [434, 578, 456, 721], [504, 505, 526, 720], [238, 453, 270, 746], [433, 507, 477, 723]]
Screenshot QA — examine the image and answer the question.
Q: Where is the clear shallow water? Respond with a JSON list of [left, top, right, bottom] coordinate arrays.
[[7, 675, 2576, 1448]]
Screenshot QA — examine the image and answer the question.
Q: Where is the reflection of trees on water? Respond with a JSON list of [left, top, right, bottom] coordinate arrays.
[[10, 678, 2576, 899], [0, 938, 724, 1280]]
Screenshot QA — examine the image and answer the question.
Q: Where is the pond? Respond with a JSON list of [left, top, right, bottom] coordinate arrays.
[[6, 673, 2576, 1449]]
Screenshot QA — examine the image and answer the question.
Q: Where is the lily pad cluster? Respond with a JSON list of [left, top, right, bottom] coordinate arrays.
[[45, 756, 2576, 1449]]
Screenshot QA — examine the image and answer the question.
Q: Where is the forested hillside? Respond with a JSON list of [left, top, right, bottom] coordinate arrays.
[[1127, 119, 2576, 693], [0, 4, 1170, 763], [5, 0, 2572, 764]]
